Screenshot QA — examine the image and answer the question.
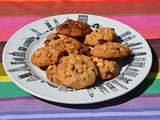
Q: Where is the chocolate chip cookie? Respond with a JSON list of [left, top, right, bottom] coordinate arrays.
[[31, 47, 52, 67], [56, 19, 92, 37], [84, 28, 117, 46], [44, 33, 90, 55], [31, 47, 66, 67], [90, 42, 130, 58], [57, 55, 98, 89], [92, 56, 119, 80]]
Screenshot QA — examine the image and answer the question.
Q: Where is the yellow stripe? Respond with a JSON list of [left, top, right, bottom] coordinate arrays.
[[0, 63, 7, 76], [147, 73, 160, 79], [0, 76, 12, 82]]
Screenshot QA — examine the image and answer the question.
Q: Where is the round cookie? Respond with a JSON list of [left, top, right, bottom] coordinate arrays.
[[44, 33, 90, 55], [92, 56, 119, 80], [46, 65, 62, 86], [56, 19, 92, 37], [90, 42, 130, 58], [57, 55, 98, 89], [31, 47, 52, 67], [31, 47, 66, 68], [84, 28, 117, 46]]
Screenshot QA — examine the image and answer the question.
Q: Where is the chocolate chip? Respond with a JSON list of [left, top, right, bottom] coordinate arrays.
[[54, 36, 60, 40], [98, 39, 106, 44], [63, 50, 69, 56], [62, 24, 69, 28], [44, 39, 51, 45]]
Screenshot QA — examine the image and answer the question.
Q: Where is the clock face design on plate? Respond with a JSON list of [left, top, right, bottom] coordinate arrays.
[[3, 14, 152, 104]]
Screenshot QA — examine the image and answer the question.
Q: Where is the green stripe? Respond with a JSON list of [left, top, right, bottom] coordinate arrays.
[[0, 79, 160, 98], [144, 79, 160, 94], [0, 82, 30, 98]]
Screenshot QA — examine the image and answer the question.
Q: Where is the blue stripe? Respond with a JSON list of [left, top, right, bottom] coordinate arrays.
[[10, 115, 160, 120], [1, 107, 160, 115]]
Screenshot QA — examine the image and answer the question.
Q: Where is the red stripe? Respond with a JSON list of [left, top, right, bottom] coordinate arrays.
[[0, 1, 160, 15]]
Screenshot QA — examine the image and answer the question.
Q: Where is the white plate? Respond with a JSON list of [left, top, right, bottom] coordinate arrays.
[[2, 14, 152, 104]]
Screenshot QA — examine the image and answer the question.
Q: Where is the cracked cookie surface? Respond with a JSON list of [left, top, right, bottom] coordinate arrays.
[[90, 42, 130, 58], [84, 28, 117, 46], [44, 33, 90, 55], [56, 19, 92, 37]]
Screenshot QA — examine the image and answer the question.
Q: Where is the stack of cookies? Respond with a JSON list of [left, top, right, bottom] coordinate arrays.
[[31, 19, 130, 89]]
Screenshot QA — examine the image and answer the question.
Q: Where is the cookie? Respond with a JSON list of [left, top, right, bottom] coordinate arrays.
[[84, 28, 117, 46], [31, 47, 66, 67], [90, 42, 130, 58], [92, 56, 119, 80], [56, 19, 92, 37], [31, 47, 52, 67], [57, 55, 98, 89], [46, 65, 62, 86], [44, 33, 90, 55]]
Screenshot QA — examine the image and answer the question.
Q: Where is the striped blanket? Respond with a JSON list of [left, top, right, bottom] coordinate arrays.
[[0, 0, 160, 120]]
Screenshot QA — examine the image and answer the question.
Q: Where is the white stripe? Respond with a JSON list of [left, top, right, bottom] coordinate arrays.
[[1, 111, 160, 120]]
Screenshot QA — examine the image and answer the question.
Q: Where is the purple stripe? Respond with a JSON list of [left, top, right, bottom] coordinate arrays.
[[0, 96, 160, 112], [9, 117, 160, 120], [1, 111, 160, 120], [140, 94, 160, 97], [1, 107, 160, 115]]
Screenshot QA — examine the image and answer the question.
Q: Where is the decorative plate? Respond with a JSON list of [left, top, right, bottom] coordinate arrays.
[[2, 14, 152, 104]]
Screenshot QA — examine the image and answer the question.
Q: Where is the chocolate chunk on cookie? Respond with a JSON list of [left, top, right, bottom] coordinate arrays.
[[56, 19, 92, 37], [84, 28, 117, 46], [57, 55, 98, 89], [90, 42, 130, 58], [92, 56, 119, 80]]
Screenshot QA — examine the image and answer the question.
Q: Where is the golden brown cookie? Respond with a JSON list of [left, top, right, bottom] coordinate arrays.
[[56, 19, 92, 37], [57, 55, 98, 89], [44, 33, 90, 55], [31, 47, 66, 67], [92, 56, 119, 80], [46, 65, 62, 86], [90, 42, 130, 58], [84, 28, 117, 46], [31, 47, 52, 67]]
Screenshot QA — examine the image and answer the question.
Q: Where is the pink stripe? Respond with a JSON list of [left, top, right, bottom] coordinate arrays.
[[0, 14, 160, 42], [105, 14, 160, 39], [0, 15, 44, 42]]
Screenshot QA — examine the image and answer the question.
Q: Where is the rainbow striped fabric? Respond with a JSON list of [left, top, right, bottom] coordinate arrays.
[[0, 0, 160, 119]]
